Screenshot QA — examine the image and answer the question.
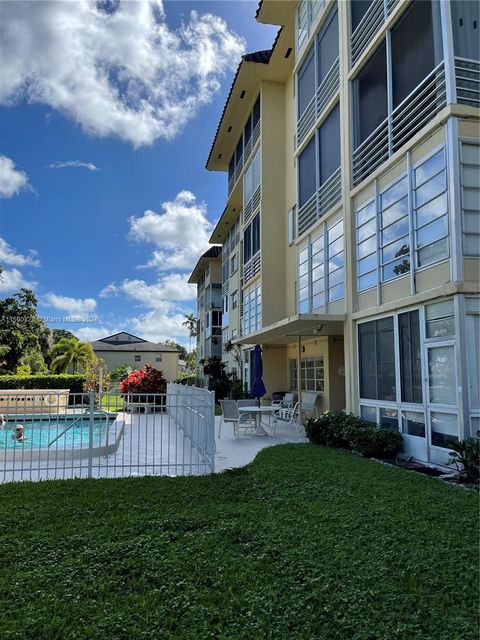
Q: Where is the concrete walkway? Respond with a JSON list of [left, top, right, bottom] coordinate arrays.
[[214, 416, 307, 473]]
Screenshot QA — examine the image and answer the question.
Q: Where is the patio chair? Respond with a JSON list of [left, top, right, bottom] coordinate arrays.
[[271, 392, 294, 409], [300, 392, 319, 419], [218, 400, 256, 438], [272, 402, 303, 436]]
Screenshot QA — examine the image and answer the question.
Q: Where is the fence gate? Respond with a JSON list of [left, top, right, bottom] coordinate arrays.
[[0, 384, 215, 483]]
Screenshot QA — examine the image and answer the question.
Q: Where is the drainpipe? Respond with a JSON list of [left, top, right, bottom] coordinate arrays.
[[297, 335, 302, 406]]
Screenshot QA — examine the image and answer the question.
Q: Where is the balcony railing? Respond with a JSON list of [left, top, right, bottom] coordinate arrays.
[[455, 57, 480, 108], [243, 251, 261, 283], [297, 58, 340, 147], [351, 0, 400, 67], [298, 166, 341, 237], [228, 122, 261, 196], [352, 61, 446, 186], [243, 185, 261, 225]]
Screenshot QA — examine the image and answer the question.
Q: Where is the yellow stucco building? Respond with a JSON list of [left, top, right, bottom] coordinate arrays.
[[191, 0, 480, 466]]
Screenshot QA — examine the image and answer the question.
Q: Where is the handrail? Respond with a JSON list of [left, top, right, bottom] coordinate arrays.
[[48, 410, 89, 447]]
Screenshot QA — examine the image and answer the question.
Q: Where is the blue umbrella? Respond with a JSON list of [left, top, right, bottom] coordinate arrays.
[[250, 344, 266, 401]]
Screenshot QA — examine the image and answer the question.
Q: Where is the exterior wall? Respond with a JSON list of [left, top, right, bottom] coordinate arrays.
[[203, 0, 480, 464], [94, 350, 179, 381]]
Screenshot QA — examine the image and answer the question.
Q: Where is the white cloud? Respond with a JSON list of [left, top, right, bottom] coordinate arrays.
[[101, 273, 196, 307], [129, 191, 212, 272], [0, 267, 36, 292], [47, 160, 100, 171], [0, 1, 245, 147], [129, 310, 191, 344], [0, 156, 29, 198], [42, 293, 97, 314], [0, 237, 40, 267], [73, 326, 112, 343]]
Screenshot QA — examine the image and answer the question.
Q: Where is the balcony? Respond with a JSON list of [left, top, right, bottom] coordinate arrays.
[[297, 166, 341, 237], [243, 185, 261, 226], [297, 57, 340, 147], [455, 57, 480, 108], [243, 251, 261, 284], [228, 121, 260, 196], [352, 62, 446, 186], [351, 0, 400, 68]]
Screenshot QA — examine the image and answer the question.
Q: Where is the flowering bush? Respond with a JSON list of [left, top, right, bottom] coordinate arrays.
[[119, 364, 166, 395]]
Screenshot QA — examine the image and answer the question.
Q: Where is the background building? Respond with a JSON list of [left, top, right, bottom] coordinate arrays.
[[192, 0, 479, 466], [90, 332, 179, 381], [188, 247, 223, 386]]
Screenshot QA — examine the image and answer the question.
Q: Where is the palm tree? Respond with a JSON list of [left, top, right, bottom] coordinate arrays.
[[50, 338, 95, 374], [182, 313, 197, 355]]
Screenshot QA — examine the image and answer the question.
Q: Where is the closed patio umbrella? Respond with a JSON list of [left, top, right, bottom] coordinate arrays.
[[250, 344, 266, 405]]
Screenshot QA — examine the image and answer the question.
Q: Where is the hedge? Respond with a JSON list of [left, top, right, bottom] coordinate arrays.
[[304, 410, 403, 459], [0, 374, 86, 393]]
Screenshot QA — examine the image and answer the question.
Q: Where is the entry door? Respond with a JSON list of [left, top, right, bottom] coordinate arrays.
[[425, 342, 459, 465]]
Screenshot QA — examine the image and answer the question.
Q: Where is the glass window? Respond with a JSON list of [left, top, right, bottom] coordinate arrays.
[[425, 301, 455, 338], [290, 359, 298, 391], [317, 7, 339, 85], [354, 40, 387, 146], [380, 408, 399, 430], [414, 149, 449, 268], [359, 317, 396, 401], [450, 0, 480, 61], [297, 0, 309, 48], [311, 230, 325, 310], [360, 405, 377, 423], [252, 95, 261, 129], [244, 114, 252, 145], [380, 177, 410, 282], [391, 0, 443, 109], [252, 213, 260, 256], [431, 412, 458, 448], [327, 219, 344, 302], [134, 355, 141, 362], [288, 207, 297, 245], [402, 411, 426, 437], [428, 346, 456, 405], [461, 142, 480, 257], [231, 291, 238, 310], [298, 47, 315, 117], [298, 242, 310, 313], [319, 103, 341, 185], [235, 137, 243, 167], [356, 200, 377, 291], [299, 136, 317, 207], [399, 310, 422, 403]]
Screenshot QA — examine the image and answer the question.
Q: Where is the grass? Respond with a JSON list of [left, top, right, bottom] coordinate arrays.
[[101, 394, 124, 412], [0, 445, 478, 640]]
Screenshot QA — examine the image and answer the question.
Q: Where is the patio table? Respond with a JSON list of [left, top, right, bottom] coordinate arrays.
[[237, 405, 278, 436]]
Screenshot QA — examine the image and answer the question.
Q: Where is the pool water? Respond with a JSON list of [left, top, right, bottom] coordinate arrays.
[[0, 415, 116, 450]]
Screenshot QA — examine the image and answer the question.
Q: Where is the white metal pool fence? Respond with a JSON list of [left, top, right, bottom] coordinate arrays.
[[0, 384, 215, 483]]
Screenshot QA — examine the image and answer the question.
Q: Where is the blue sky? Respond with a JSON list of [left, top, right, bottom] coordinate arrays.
[[0, 0, 277, 346]]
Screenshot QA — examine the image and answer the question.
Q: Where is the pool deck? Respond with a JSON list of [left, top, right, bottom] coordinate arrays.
[[0, 412, 306, 483]]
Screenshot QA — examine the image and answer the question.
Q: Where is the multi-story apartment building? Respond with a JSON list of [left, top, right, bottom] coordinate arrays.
[[188, 246, 223, 385], [194, 0, 480, 466]]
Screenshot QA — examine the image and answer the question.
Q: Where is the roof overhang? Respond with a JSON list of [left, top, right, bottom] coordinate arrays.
[[256, 0, 297, 26], [234, 314, 346, 346], [206, 25, 294, 173], [188, 246, 222, 284]]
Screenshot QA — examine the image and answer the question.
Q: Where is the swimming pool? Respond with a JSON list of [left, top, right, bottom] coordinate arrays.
[[0, 414, 116, 450]]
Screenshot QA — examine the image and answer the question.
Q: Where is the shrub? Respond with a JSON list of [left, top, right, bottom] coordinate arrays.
[[448, 432, 480, 484], [0, 374, 86, 393], [119, 365, 166, 396], [305, 411, 403, 459]]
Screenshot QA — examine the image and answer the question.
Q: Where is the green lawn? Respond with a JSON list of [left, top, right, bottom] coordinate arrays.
[[101, 394, 124, 412], [0, 445, 478, 640]]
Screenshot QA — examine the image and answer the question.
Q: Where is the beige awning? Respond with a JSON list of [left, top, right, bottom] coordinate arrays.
[[234, 313, 345, 346]]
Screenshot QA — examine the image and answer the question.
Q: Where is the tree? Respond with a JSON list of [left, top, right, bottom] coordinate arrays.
[[0, 288, 51, 373], [50, 337, 95, 374], [186, 348, 196, 372], [110, 363, 133, 382], [182, 313, 197, 354], [165, 339, 187, 361], [52, 328, 76, 343], [83, 358, 111, 393]]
